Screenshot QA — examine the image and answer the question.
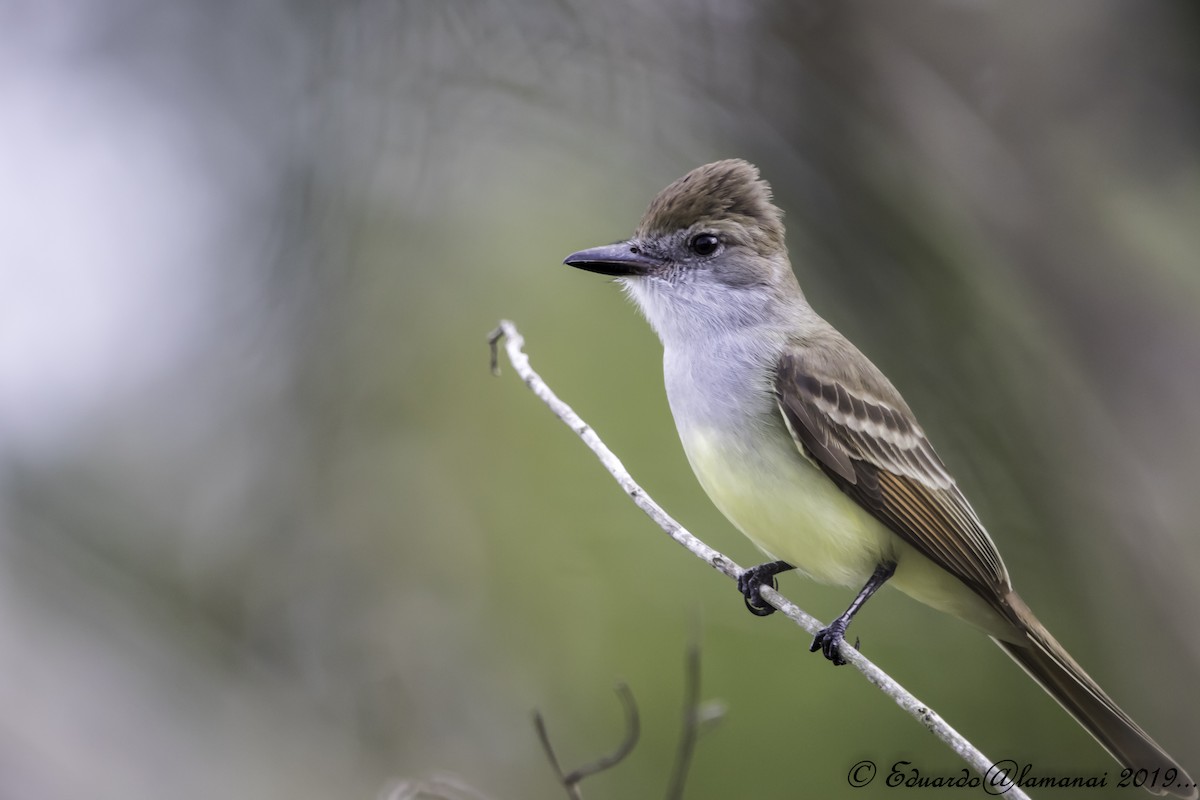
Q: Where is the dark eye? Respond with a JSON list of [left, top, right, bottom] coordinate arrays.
[[689, 233, 720, 256]]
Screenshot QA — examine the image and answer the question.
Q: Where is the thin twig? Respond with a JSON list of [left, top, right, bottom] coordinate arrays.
[[489, 319, 1030, 800], [531, 713, 574, 798], [533, 684, 640, 799], [563, 685, 640, 785], [665, 642, 718, 800]]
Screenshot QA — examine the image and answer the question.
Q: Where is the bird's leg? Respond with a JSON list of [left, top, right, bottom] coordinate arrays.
[[811, 561, 896, 666], [737, 560, 794, 616]]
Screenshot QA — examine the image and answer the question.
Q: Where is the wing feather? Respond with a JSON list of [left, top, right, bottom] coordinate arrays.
[[776, 349, 1009, 596]]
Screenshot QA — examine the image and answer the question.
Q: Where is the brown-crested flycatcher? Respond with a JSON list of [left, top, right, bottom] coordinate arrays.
[[565, 159, 1194, 797]]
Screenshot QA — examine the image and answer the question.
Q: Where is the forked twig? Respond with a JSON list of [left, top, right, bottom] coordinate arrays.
[[533, 684, 639, 799]]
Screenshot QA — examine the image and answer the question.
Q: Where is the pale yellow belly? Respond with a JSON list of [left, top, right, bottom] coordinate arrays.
[[683, 425, 893, 587], [682, 425, 1013, 639]]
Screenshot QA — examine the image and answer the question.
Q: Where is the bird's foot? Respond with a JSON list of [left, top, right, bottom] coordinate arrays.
[[737, 562, 787, 617], [810, 619, 860, 666]]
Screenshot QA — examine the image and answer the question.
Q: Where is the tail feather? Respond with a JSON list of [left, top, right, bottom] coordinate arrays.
[[994, 592, 1196, 799]]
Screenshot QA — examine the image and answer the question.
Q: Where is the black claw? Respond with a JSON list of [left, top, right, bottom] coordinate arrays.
[[808, 562, 892, 666], [737, 572, 778, 616], [743, 595, 776, 617], [737, 562, 790, 617], [810, 620, 850, 666]]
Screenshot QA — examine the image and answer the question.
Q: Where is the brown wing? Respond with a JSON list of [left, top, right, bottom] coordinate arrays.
[[776, 349, 1010, 597]]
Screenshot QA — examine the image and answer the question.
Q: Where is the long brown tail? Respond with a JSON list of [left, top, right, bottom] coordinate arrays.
[[993, 592, 1196, 799]]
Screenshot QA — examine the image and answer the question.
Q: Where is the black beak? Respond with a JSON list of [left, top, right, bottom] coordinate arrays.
[[563, 241, 662, 277]]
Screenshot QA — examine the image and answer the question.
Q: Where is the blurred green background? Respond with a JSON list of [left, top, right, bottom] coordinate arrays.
[[2, 1, 1198, 798]]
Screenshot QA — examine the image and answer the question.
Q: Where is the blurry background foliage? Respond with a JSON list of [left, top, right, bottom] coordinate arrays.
[[1, 1, 1198, 798]]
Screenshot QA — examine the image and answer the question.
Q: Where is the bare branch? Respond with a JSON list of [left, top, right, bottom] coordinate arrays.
[[665, 642, 722, 800], [531, 712, 575, 799], [533, 684, 640, 799], [489, 319, 1030, 800]]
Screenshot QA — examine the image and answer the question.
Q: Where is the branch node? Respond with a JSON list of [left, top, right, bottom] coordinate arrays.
[[487, 322, 510, 376]]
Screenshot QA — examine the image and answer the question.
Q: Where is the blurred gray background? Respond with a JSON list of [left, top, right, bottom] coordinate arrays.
[[1, 1, 1198, 798]]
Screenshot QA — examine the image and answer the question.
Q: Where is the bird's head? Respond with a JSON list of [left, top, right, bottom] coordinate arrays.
[[565, 159, 802, 341]]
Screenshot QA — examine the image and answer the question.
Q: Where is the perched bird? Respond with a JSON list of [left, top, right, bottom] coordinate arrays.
[[564, 159, 1195, 797]]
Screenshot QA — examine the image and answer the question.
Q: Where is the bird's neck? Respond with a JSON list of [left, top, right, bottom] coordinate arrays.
[[624, 275, 805, 351]]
